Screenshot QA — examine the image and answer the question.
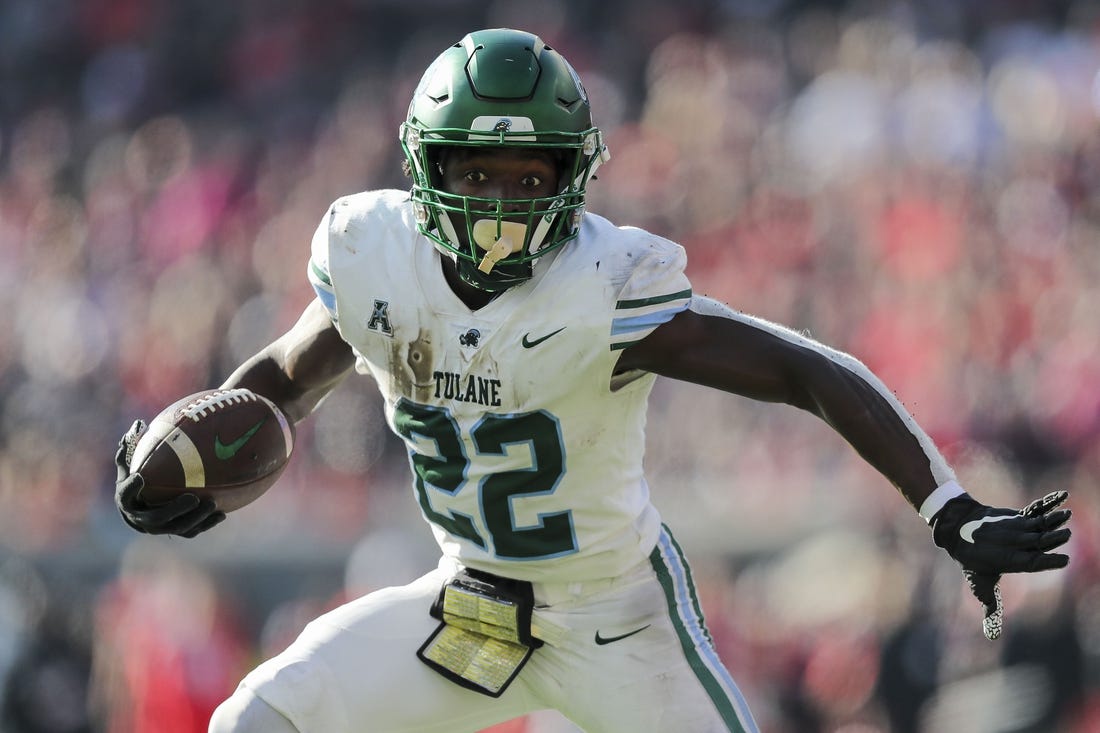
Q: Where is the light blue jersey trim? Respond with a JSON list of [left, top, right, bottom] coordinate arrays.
[[609, 289, 691, 350], [611, 309, 682, 336], [308, 258, 338, 318]]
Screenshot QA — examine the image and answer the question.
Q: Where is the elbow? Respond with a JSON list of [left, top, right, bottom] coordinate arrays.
[[785, 348, 858, 417]]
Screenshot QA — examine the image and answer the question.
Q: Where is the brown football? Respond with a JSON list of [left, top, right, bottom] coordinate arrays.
[[129, 388, 295, 512]]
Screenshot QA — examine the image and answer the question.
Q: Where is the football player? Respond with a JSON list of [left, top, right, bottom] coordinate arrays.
[[114, 29, 1072, 733]]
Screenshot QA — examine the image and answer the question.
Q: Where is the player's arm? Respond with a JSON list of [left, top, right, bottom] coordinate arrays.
[[219, 298, 356, 423], [618, 296, 1071, 639], [618, 298, 944, 505], [114, 299, 354, 538]]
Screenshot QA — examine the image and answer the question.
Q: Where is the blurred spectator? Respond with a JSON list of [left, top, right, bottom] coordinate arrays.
[[90, 541, 249, 733], [0, 560, 93, 733]]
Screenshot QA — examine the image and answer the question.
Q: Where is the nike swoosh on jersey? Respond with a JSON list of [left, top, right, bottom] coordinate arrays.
[[960, 515, 1014, 543], [521, 327, 566, 348], [594, 624, 650, 645], [214, 420, 265, 460]]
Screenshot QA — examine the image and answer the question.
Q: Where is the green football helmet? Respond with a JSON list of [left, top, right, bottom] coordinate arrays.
[[400, 28, 610, 291]]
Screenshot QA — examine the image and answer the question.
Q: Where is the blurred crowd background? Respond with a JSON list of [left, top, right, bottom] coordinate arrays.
[[0, 0, 1098, 731]]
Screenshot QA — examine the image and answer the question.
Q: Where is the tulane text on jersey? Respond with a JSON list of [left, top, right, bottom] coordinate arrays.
[[433, 370, 503, 407]]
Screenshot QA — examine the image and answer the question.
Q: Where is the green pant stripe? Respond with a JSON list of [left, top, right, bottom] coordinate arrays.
[[649, 526, 758, 733], [662, 528, 714, 646]]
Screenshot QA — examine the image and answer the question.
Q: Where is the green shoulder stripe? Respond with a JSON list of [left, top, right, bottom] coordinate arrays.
[[310, 259, 332, 286], [616, 289, 692, 310]]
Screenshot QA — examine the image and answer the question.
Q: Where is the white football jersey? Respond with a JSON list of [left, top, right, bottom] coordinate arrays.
[[309, 189, 692, 583]]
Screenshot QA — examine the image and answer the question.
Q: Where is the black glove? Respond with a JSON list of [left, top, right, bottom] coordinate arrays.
[[931, 490, 1071, 640], [115, 420, 226, 538]]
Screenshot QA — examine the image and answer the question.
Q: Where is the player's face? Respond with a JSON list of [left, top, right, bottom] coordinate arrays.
[[438, 148, 560, 247]]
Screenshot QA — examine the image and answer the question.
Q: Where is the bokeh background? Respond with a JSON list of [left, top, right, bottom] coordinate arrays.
[[1, 0, 1099, 731]]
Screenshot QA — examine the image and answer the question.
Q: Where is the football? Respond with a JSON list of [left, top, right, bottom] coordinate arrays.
[[129, 388, 295, 512]]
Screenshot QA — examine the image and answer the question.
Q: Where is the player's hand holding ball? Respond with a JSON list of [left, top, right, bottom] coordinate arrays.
[[115, 419, 226, 537], [114, 388, 295, 538]]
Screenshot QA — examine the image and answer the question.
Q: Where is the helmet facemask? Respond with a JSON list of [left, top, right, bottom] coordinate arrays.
[[402, 129, 606, 291], [399, 29, 610, 292]]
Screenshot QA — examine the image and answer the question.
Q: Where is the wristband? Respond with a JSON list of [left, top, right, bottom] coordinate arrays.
[[919, 480, 967, 524]]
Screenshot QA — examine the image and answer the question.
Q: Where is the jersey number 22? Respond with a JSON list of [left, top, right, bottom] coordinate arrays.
[[394, 398, 578, 560]]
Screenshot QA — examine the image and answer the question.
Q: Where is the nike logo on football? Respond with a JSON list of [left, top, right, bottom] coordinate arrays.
[[522, 327, 565, 348], [214, 420, 265, 460], [594, 624, 650, 645], [960, 515, 1013, 543]]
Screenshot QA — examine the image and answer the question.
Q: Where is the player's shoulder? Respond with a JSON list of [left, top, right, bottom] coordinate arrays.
[[580, 213, 686, 268], [551, 213, 691, 353], [573, 212, 688, 290], [326, 188, 415, 240], [311, 189, 419, 295]]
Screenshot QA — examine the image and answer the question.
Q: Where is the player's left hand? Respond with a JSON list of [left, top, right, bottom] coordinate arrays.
[[931, 490, 1071, 640]]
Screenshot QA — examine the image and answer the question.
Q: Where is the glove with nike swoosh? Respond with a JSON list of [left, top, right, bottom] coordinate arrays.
[[115, 420, 226, 538], [928, 487, 1071, 640]]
